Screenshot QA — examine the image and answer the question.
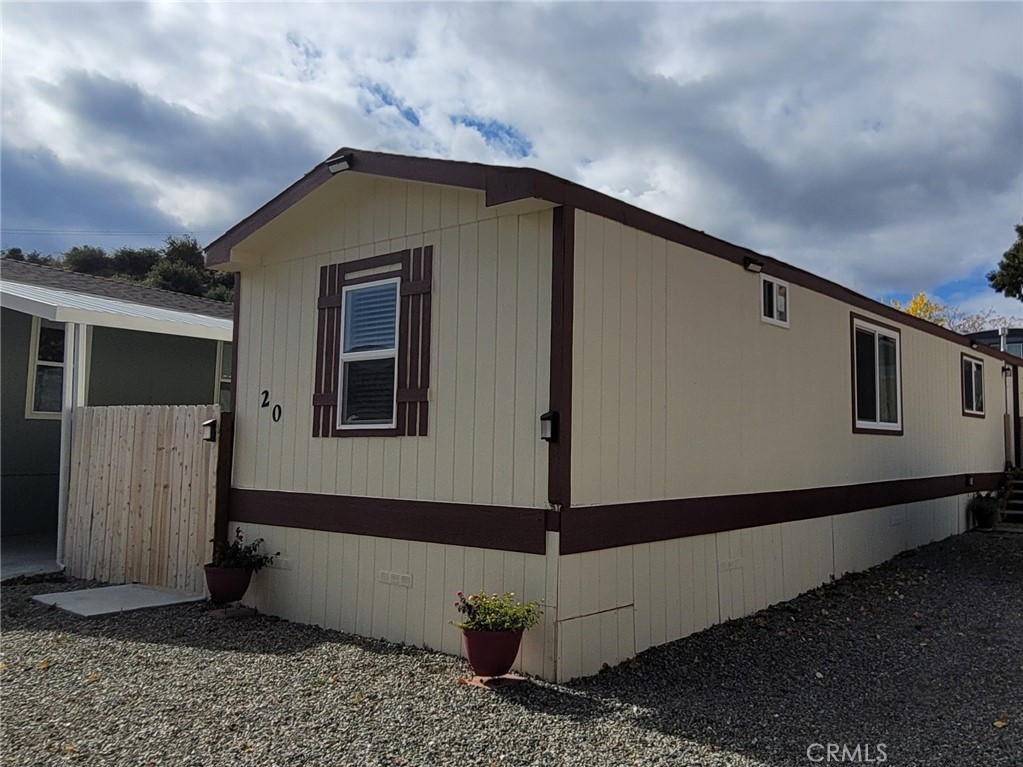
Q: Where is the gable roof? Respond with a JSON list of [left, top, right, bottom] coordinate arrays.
[[0, 259, 232, 320], [204, 147, 1020, 366]]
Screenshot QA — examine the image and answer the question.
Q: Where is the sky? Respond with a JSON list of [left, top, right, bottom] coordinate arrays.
[[2, 1, 1021, 318]]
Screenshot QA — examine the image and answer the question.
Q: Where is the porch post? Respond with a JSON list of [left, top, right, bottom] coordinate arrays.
[[56, 322, 88, 567]]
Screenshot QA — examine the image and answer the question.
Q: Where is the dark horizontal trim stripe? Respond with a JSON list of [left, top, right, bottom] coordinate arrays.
[[229, 489, 546, 554], [559, 472, 1001, 555]]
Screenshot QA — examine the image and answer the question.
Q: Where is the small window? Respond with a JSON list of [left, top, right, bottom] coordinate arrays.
[[962, 355, 984, 417], [26, 317, 65, 419], [216, 341, 233, 411], [337, 278, 400, 428], [852, 316, 902, 434], [760, 275, 789, 327]]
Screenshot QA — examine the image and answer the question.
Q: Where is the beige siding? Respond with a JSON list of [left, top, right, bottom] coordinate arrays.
[[231, 521, 559, 680], [555, 495, 966, 681], [571, 210, 1005, 506], [232, 175, 552, 507]]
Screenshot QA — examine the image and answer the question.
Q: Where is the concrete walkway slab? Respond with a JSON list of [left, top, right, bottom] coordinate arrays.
[[33, 584, 205, 617]]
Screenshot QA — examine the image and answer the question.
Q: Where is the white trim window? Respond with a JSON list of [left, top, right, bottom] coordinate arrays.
[[853, 317, 902, 432], [760, 274, 789, 327], [25, 317, 65, 419], [215, 341, 233, 411], [337, 277, 400, 428], [962, 355, 984, 416]]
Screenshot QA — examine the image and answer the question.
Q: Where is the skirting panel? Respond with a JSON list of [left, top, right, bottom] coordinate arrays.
[[229, 521, 559, 680], [555, 494, 969, 681]]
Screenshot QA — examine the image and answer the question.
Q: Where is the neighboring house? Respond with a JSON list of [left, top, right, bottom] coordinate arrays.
[[0, 260, 233, 551], [205, 148, 1019, 682], [967, 328, 1023, 359]]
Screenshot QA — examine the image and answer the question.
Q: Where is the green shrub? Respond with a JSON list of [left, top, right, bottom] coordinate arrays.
[[454, 591, 542, 632]]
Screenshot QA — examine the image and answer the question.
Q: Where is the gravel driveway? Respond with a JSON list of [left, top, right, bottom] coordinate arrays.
[[2, 531, 1021, 767]]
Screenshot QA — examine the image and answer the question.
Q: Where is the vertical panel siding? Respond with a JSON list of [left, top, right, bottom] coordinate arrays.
[[556, 494, 969, 681], [234, 521, 557, 679], [233, 175, 552, 507], [571, 210, 1005, 506]]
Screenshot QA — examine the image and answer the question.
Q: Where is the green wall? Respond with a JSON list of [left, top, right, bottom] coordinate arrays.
[[1, 308, 61, 537], [1, 312, 221, 538], [87, 328, 219, 406]]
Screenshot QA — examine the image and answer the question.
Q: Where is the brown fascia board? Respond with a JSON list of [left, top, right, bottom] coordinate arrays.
[[204, 147, 1019, 367]]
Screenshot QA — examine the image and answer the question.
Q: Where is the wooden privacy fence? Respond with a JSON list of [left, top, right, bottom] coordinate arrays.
[[66, 405, 228, 594]]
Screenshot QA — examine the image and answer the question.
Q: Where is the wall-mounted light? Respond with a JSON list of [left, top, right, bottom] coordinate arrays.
[[1004, 365, 1013, 377], [970, 340, 979, 349], [326, 153, 352, 173], [743, 256, 763, 273], [540, 411, 558, 442], [201, 418, 218, 443], [965, 474, 975, 488]]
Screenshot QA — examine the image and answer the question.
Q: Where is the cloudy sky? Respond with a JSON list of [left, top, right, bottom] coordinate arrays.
[[2, 2, 1021, 315]]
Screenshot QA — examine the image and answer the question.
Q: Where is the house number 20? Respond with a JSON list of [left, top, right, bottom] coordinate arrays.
[[260, 390, 282, 422]]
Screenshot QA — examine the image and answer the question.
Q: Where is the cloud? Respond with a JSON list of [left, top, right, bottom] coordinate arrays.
[[0, 0, 1019, 311], [0, 143, 185, 253]]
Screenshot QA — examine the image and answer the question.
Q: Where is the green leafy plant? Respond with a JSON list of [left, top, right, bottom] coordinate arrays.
[[209, 527, 278, 571], [454, 591, 542, 632]]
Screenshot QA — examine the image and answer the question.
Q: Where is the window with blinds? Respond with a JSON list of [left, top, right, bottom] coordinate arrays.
[[312, 247, 432, 438], [339, 279, 400, 427]]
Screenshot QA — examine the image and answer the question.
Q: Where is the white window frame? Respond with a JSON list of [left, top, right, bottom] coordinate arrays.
[[962, 355, 985, 417], [214, 340, 232, 411], [760, 274, 790, 328], [25, 316, 66, 420], [336, 276, 401, 430], [853, 317, 903, 432]]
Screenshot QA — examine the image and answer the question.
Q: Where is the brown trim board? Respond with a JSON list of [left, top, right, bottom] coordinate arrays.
[[548, 205, 575, 516], [213, 411, 235, 544], [559, 472, 1001, 555], [230, 489, 546, 554], [1014, 365, 1021, 468]]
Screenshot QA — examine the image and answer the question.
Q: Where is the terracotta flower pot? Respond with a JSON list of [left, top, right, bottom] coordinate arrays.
[[462, 629, 524, 677], [203, 565, 253, 603]]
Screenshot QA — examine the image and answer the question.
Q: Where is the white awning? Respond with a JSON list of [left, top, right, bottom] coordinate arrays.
[[0, 281, 232, 341]]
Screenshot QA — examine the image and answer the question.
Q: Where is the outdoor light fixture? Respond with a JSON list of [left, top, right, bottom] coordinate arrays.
[[327, 153, 352, 173], [743, 256, 763, 273], [966, 474, 975, 487], [1004, 365, 1013, 377], [970, 340, 979, 349], [540, 411, 558, 442], [201, 418, 218, 443]]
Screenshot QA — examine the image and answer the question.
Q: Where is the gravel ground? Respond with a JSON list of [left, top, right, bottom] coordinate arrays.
[[2, 531, 1021, 767]]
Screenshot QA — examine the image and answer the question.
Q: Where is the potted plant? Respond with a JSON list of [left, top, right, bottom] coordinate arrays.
[[454, 590, 542, 677], [204, 527, 278, 603], [967, 491, 1002, 531]]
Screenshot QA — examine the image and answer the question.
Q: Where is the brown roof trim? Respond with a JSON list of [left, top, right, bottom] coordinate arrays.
[[204, 148, 1017, 365], [229, 489, 546, 554], [560, 471, 999, 555]]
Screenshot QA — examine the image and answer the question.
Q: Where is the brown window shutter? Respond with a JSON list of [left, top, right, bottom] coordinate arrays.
[[314, 247, 431, 438], [312, 264, 342, 436], [397, 246, 432, 436]]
